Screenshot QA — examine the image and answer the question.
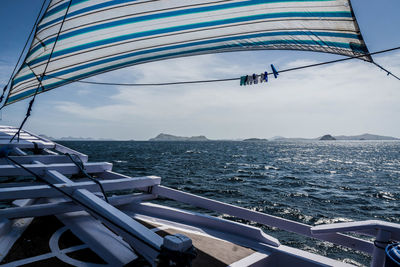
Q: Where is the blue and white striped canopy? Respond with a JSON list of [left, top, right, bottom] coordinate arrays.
[[6, 0, 369, 105]]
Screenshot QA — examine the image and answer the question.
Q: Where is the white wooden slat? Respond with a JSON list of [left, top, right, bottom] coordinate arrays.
[[43, 170, 161, 264], [0, 219, 12, 237], [71, 189, 161, 263], [42, 148, 59, 155], [311, 220, 400, 234], [0, 132, 39, 137], [0, 176, 160, 200], [0, 218, 34, 262], [53, 143, 88, 162], [228, 252, 269, 267], [0, 193, 156, 219], [46, 169, 74, 185], [74, 189, 163, 247], [0, 127, 55, 151], [17, 128, 55, 144], [0, 131, 31, 135], [311, 220, 400, 241], [0, 181, 45, 189], [0, 126, 87, 161], [0, 161, 112, 176], [56, 210, 138, 265], [98, 170, 160, 184], [126, 202, 280, 248], [0, 130, 35, 135], [10, 147, 27, 156], [4, 139, 51, 146], [98, 170, 133, 180], [0, 155, 72, 165], [0, 133, 51, 142], [0, 141, 54, 149], [153, 185, 374, 254], [0, 200, 36, 262], [0, 132, 30, 136], [0, 136, 39, 141]]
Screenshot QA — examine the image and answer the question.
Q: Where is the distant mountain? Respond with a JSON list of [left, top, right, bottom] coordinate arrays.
[[270, 136, 311, 141], [53, 136, 115, 141], [38, 134, 55, 141], [333, 133, 399, 141], [58, 136, 95, 141], [243, 138, 268, 142], [149, 133, 209, 141], [269, 136, 285, 141], [271, 133, 399, 141], [320, 134, 336, 141]]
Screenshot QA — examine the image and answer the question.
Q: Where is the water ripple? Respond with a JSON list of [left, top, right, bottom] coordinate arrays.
[[53, 140, 400, 265]]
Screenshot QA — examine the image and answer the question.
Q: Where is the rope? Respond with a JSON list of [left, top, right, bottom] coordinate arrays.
[[45, 46, 400, 86], [5, 155, 161, 252], [0, 0, 48, 106], [8, 46, 399, 142], [10, 0, 73, 143], [372, 62, 400, 81], [9, 97, 35, 142], [65, 153, 109, 203]]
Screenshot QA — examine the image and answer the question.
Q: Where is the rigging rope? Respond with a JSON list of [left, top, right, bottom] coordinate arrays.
[[5, 46, 400, 143], [46, 46, 400, 86], [10, 0, 73, 143], [65, 152, 109, 203], [5, 155, 161, 252], [371, 62, 400, 80], [0, 0, 47, 105]]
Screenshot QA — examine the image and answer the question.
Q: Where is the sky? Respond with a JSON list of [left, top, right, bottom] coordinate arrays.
[[0, 0, 399, 140]]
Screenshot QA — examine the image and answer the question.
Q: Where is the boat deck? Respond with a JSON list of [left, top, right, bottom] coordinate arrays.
[[1, 214, 257, 267], [0, 125, 399, 266]]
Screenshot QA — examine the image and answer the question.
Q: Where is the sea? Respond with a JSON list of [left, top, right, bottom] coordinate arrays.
[[15, 140, 400, 265]]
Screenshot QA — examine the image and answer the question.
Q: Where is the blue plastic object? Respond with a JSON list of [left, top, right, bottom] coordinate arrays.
[[271, 64, 279, 78], [386, 243, 400, 267]]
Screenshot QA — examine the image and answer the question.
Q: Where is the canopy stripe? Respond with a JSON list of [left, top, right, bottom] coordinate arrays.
[[6, 0, 369, 105]]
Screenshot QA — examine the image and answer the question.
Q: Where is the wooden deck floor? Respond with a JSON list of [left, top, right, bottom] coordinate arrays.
[[1, 215, 255, 266]]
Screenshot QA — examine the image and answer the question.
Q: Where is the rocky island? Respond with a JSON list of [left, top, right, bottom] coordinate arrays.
[[320, 134, 336, 141], [333, 133, 399, 141], [243, 138, 268, 142], [149, 133, 209, 141]]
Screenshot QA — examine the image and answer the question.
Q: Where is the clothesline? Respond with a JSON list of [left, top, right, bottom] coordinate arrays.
[[44, 46, 400, 87]]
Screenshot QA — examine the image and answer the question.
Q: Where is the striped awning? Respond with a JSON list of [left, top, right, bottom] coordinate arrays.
[[5, 0, 370, 105]]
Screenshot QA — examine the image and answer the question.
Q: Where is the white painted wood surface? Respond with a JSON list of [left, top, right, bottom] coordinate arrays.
[[42, 169, 163, 264], [124, 202, 280, 247], [0, 162, 112, 176], [56, 210, 138, 265], [153, 185, 374, 254], [0, 193, 156, 219], [0, 200, 36, 262], [0, 176, 160, 200], [311, 220, 400, 240], [0, 155, 79, 165]]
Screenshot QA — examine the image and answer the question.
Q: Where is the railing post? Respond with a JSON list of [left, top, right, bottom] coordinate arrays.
[[371, 229, 391, 267]]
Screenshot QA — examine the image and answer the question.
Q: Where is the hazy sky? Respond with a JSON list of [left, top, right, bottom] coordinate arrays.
[[0, 0, 399, 140]]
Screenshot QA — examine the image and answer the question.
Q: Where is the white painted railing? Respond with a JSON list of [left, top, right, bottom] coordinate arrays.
[[153, 185, 400, 266]]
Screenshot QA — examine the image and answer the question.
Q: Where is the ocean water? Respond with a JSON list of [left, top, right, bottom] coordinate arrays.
[[58, 141, 400, 265]]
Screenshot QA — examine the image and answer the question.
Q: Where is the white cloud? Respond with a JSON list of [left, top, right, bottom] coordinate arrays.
[[47, 51, 400, 140]]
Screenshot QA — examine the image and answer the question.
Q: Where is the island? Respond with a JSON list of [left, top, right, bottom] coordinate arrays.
[[243, 138, 268, 142], [333, 133, 399, 141], [320, 134, 336, 141], [149, 133, 209, 141]]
